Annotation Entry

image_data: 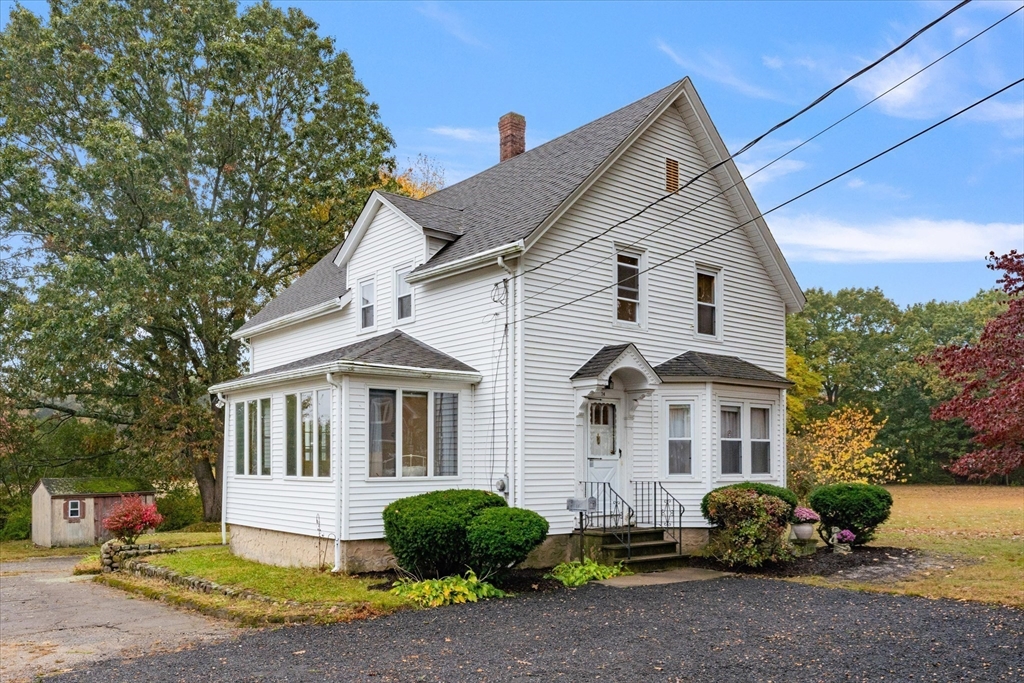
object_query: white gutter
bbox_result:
[217,392,229,546]
[326,372,343,573]
[231,292,352,341]
[210,361,481,395]
[406,241,524,284]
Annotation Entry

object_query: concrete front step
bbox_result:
[621,553,690,573]
[599,539,680,560]
[583,527,668,545]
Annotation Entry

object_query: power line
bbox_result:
[516,77,1024,325]
[522,3,1023,306]
[513,0,973,283]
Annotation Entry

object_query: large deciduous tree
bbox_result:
[930,252,1023,481]
[0,0,395,520]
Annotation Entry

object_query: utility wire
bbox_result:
[522,3,1023,306]
[515,77,1024,325]
[512,0,973,283]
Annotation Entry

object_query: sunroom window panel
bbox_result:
[260,398,271,475]
[402,391,428,477]
[434,392,459,476]
[235,403,245,475]
[247,400,258,475]
[369,389,396,478]
[317,389,331,477]
[285,394,297,476]
[301,392,314,477]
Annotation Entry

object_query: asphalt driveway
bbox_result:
[47,576,1023,682]
[0,555,233,682]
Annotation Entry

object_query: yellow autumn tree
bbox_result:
[787,406,903,498]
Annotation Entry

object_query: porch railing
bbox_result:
[579,481,635,558]
[632,481,687,556]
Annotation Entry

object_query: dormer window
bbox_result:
[395,267,413,321]
[360,278,375,330]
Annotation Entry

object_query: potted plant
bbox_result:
[791,506,819,541]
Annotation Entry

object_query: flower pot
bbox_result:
[792,522,815,541]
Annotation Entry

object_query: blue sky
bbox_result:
[4,0,1022,306]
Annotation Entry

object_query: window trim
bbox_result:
[661,396,700,480]
[366,386,461,482]
[694,264,723,341]
[358,275,377,333]
[612,247,645,329]
[394,265,415,323]
[283,388,334,480]
[234,398,273,478]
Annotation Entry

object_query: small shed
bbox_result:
[31,478,156,548]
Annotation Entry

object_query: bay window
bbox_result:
[717,402,775,477]
[370,388,459,479]
[667,404,693,475]
[720,406,742,475]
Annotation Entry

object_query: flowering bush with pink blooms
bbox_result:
[836,529,856,544]
[102,495,164,544]
[792,506,820,524]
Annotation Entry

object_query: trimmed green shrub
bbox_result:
[466,507,549,579]
[808,483,893,546]
[0,504,31,541]
[701,488,792,567]
[156,487,203,531]
[382,489,507,579]
[700,482,798,525]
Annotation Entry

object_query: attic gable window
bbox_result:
[359,278,376,330]
[666,158,680,193]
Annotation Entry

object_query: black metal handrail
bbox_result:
[632,481,686,556]
[579,481,635,558]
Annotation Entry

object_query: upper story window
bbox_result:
[615,253,640,323]
[395,267,413,321]
[360,278,375,330]
[696,269,718,337]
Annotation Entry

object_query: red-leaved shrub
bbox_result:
[103,495,163,544]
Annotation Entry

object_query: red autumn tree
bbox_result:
[930,251,1023,480]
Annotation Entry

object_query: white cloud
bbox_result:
[735,158,807,189]
[656,39,785,102]
[761,55,784,70]
[770,214,1023,262]
[416,1,486,47]
[847,178,866,189]
[427,126,496,143]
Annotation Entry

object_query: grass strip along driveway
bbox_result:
[0,530,226,563]
[788,486,1024,607]
[102,546,410,624]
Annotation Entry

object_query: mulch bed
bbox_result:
[685,545,929,579]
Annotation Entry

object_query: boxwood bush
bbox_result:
[382,489,507,579]
[156,487,203,531]
[466,507,549,579]
[808,483,892,546]
[700,482,798,525]
[701,488,791,567]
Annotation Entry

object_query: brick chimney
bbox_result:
[499,112,526,162]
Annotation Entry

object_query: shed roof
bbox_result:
[654,351,792,385]
[36,478,154,496]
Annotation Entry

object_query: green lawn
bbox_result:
[0,530,225,563]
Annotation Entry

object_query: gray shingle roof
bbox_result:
[244,330,477,380]
[409,81,683,273]
[380,192,464,236]
[655,351,791,385]
[38,478,154,496]
[236,244,348,336]
[571,344,632,380]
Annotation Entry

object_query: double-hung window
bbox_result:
[360,278,375,330]
[667,404,694,475]
[68,500,81,519]
[284,390,332,478]
[395,267,413,321]
[616,252,641,323]
[234,398,271,476]
[696,269,718,337]
[369,389,459,479]
[718,403,774,477]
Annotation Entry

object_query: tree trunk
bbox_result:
[193,456,222,522]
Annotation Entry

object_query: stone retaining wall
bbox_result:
[121,558,291,605]
[100,541,175,572]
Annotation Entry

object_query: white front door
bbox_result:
[587,401,621,494]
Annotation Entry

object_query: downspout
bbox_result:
[497,256,516,506]
[216,392,228,546]
[326,373,344,573]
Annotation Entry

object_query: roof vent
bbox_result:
[666,158,680,193]
[499,112,526,162]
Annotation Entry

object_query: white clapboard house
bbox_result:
[211,78,804,572]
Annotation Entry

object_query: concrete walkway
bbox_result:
[0,555,233,682]
[598,566,732,587]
